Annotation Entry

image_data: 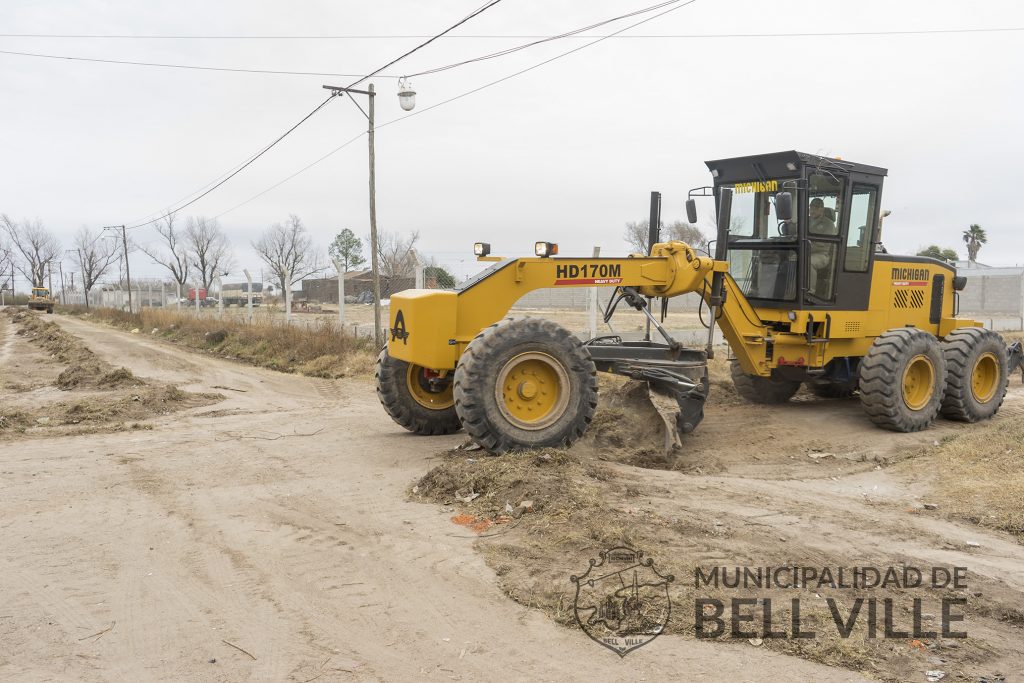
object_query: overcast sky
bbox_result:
[2,0,1023,286]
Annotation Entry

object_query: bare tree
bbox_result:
[73,226,119,307]
[376,229,420,279]
[253,214,322,293]
[141,212,190,289]
[1,214,62,287]
[624,220,708,254]
[185,216,232,289]
[0,235,12,285]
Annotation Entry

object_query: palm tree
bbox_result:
[962,224,987,263]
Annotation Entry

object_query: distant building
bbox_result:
[299,270,416,303]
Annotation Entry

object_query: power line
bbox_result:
[3,27,1022,39]
[0,48,378,77]
[121,2,507,228]
[346,0,504,88]
[212,133,366,221]
[197,0,700,219]
[407,0,680,78]
[125,95,336,230]
[380,0,699,129]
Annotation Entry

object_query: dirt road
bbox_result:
[1,314,873,681]
[7,312,1024,681]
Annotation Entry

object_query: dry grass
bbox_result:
[929,417,1024,538]
[61,305,377,378]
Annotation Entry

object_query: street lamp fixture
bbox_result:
[398,78,417,112]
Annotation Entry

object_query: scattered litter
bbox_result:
[454,491,480,503]
[450,513,509,534]
[925,671,946,682]
[965,541,981,548]
[747,637,763,647]
[512,500,534,518]
[807,451,834,461]
[923,503,939,510]
[412,486,419,495]
[35,416,50,425]
[130,328,140,334]
[151,328,159,335]
[505,501,515,515]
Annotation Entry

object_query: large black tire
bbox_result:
[730,361,801,404]
[808,379,857,399]
[454,317,597,454]
[859,328,946,432]
[375,346,462,436]
[940,327,1009,422]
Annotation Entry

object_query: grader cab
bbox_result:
[376,151,1023,453]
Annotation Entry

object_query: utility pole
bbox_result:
[76,248,88,309]
[322,82,383,348]
[104,225,132,312]
[58,260,66,304]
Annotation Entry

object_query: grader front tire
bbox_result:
[454,317,597,454]
[730,361,801,404]
[940,327,1009,422]
[375,347,462,436]
[859,328,946,432]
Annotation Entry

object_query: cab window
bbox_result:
[844,185,877,272]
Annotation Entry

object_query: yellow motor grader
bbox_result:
[27,287,56,314]
[376,151,1023,453]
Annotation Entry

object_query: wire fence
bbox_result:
[37,255,1024,343]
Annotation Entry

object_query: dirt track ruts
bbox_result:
[0,314,871,681]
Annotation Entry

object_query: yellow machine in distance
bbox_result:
[376,151,1024,453]
[27,287,56,314]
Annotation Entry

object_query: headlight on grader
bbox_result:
[534,241,558,257]
[473,242,491,257]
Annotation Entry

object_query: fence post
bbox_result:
[588,246,601,339]
[332,259,345,326]
[214,275,224,319]
[1019,267,1024,331]
[243,269,254,324]
[284,269,292,325]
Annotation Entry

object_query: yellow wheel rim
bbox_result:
[971,352,999,404]
[901,354,935,411]
[495,352,570,430]
[406,365,454,410]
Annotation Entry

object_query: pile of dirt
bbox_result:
[5,309,142,391]
[414,430,1012,681]
[1,310,222,437]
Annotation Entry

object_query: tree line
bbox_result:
[0,211,454,303]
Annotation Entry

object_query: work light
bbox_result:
[535,242,558,257]
[473,242,490,257]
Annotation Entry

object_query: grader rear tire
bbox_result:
[940,327,1009,422]
[375,347,462,436]
[454,317,597,454]
[859,328,946,432]
[730,361,801,404]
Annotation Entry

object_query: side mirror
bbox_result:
[685,198,698,224]
[774,192,793,221]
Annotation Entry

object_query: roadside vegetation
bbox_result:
[59,305,377,378]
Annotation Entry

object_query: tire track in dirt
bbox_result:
[1,316,873,681]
